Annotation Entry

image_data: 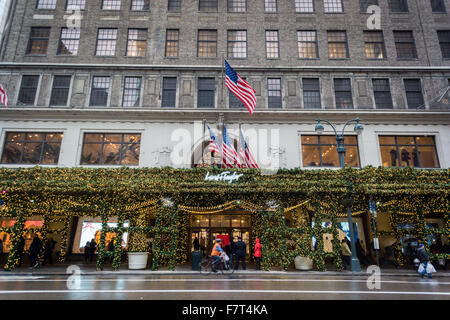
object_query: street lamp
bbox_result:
[314,117,364,272]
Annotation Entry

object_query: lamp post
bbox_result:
[314,117,363,272]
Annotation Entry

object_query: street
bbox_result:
[0,273,448,300]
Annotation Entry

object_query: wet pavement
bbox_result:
[0,272,448,300]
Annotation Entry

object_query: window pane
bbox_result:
[37,0,57,10]
[22,143,42,164]
[50,76,71,106]
[198,30,217,58]
[96,29,117,56]
[67,0,86,10]
[399,146,419,167]
[228,30,247,59]
[344,146,360,167]
[328,31,348,59]
[321,145,339,166]
[165,29,179,57]
[102,143,120,165]
[380,145,399,167]
[42,143,61,164]
[1,142,23,163]
[168,0,181,12]
[18,75,39,106]
[301,135,318,144]
[228,0,246,12]
[81,143,101,164]
[379,136,395,145]
[295,0,314,12]
[199,0,218,11]
[131,0,150,11]
[415,136,434,145]
[265,0,277,12]
[162,77,177,108]
[418,146,439,168]
[27,27,50,55]
[298,31,318,59]
[324,0,343,13]
[102,0,121,10]
[122,77,141,107]
[302,145,320,166]
[58,28,80,55]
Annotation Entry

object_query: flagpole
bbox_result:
[202,118,206,166]
[221,52,225,109]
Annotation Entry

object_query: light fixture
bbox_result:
[354,120,364,135]
[315,121,324,134]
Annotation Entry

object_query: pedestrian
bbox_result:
[193,236,200,251]
[234,237,246,270]
[254,238,262,270]
[200,237,206,257]
[83,241,91,263]
[210,238,224,272]
[29,234,42,268]
[383,245,399,269]
[341,239,351,270]
[355,238,368,266]
[43,237,57,266]
[107,239,115,264]
[17,236,25,267]
[89,238,97,262]
[417,244,436,279]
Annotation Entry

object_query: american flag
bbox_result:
[239,129,259,169]
[224,60,256,115]
[222,125,240,168]
[0,84,7,107]
[207,125,221,156]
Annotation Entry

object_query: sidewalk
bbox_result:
[1,264,449,277]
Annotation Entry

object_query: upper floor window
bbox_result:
[404,79,424,109]
[327,30,349,59]
[66,0,86,10]
[126,29,147,57]
[165,29,179,57]
[131,0,149,11]
[102,0,121,10]
[379,136,439,168]
[198,30,217,58]
[89,76,110,106]
[431,0,446,13]
[162,77,177,108]
[388,0,408,13]
[265,30,279,59]
[17,75,40,106]
[50,75,71,106]
[198,78,215,108]
[301,135,360,167]
[168,0,181,12]
[58,27,80,56]
[297,31,318,59]
[360,0,378,12]
[302,78,321,109]
[295,0,314,13]
[1,132,63,165]
[122,77,142,107]
[364,31,386,59]
[37,0,57,10]
[334,78,353,109]
[372,79,393,109]
[264,0,277,12]
[267,78,282,108]
[324,0,343,13]
[228,30,247,59]
[95,28,117,56]
[199,0,218,11]
[228,0,246,12]
[394,31,417,59]
[26,27,50,55]
[81,133,141,166]
[437,30,450,59]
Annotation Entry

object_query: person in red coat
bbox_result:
[254,238,262,270]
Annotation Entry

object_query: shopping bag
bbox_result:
[223,253,229,262]
[418,263,425,274]
[426,262,436,274]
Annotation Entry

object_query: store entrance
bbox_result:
[190,213,251,259]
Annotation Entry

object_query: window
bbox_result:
[1,132,63,165]
[131,0,149,10]
[431,0,446,13]
[122,77,141,107]
[265,0,277,12]
[265,30,279,59]
[57,28,80,56]
[295,0,314,12]
[17,75,40,106]
[165,29,179,58]
[95,28,117,56]
[334,78,353,109]
[26,27,50,55]
[198,30,217,58]
[50,76,71,106]
[324,0,343,13]
[228,30,247,59]
[229,77,246,108]
[162,77,177,108]
[327,31,348,59]
[268,78,282,108]
[198,78,215,108]
[66,0,86,10]
[379,136,439,168]
[360,0,378,12]
[102,0,121,10]
[168,0,181,12]
[303,78,321,109]
[437,31,450,59]
[199,0,218,11]
[297,31,318,59]
[81,133,141,166]
[37,0,56,9]
[394,31,417,59]
[126,29,147,57]
[364,31,386,59]
[89,76,110,106]
[388,0,408,13]
[404,79,424,108]
[372,79,393,109]
[228,0,246,12]
[301,135,360,167]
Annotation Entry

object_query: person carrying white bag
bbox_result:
[417,244,436,279]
